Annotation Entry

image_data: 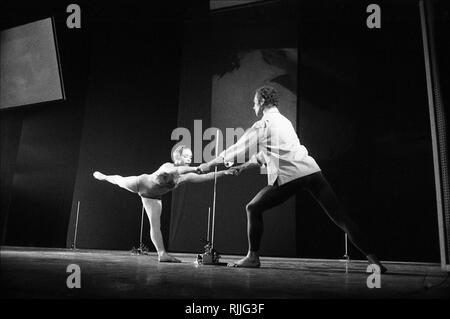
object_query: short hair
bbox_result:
[172,145,189,162]
[255,85,279,108]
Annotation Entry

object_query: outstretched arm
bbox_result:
[160,163,198,176]
[197,125,262,173]
[175,166,198,175]
[233,157,261,173]
[177,169,235,185]
[227,152,265,175]
[179,152,264,185]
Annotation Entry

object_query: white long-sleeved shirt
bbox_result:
[220,108,321,186]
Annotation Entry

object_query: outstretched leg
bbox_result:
[93,171,140,193]
[229,183,298,268]
[306,172,387,273]
[141,197,181,263]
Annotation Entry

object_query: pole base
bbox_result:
[131,243,151,255]
[195,241,224,265]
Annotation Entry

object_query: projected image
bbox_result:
[211,48,298,131]
[0,17,64,109]
[169,49,300,257]
[208,48,298,257]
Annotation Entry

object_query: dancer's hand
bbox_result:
[224,168,237,176]
[224,166,242,176]
[197,156,225,174]
[196,163,211,174]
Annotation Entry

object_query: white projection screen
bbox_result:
[210,48,299,257]
[0,17,65,109]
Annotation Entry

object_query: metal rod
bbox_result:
[344,233,349,273]
[345,233,348,258]
[211,129,220,249]
[212,168,218,248]
[419,0,448,271]
[207,207,211,242]
[140,205,145,245]
[73,201,80,249]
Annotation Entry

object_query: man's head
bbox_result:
[253,85,279,116]
[172,145,192,166]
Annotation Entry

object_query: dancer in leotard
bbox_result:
[93,145,238,263]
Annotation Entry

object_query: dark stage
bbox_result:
[2,0,450,310]
[1,246,449,299]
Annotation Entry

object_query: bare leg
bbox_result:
[94,171,180,263]
[141,197,181,263]
[93,171,140,193]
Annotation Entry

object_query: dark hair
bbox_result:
[255,85,279,108]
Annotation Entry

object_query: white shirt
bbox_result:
[221,108,321,186]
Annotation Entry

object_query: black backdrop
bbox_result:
[0,1,90,247]
[65,5,184,250]
[169,0,440,262]
[295,0,439,261]
[0,0,189,250]
[1,0,446,262]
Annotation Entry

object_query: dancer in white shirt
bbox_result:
[197,86,386,272]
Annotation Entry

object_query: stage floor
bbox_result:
[1,246,449,299]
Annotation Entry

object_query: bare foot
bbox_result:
[93,171,106,181]
[367,254,388,274]
[158,252,181,263]
[227,256,260,268]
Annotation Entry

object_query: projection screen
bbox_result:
[0,17,64,109]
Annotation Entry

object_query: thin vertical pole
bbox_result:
[419,0,448,270]
[344,233,348,259]
[344,233,349,273]
[73,201,80,249]
[207,207,211,242]
[140,205,145,245]
[211,129,220,249]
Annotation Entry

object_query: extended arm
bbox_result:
[197,125,262,173]
[175,166,198,175]
[228,151,265,174]
[177,169,234,185]
[238,156,263,171]
[160,163,198,176]
[178,152,264,185]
